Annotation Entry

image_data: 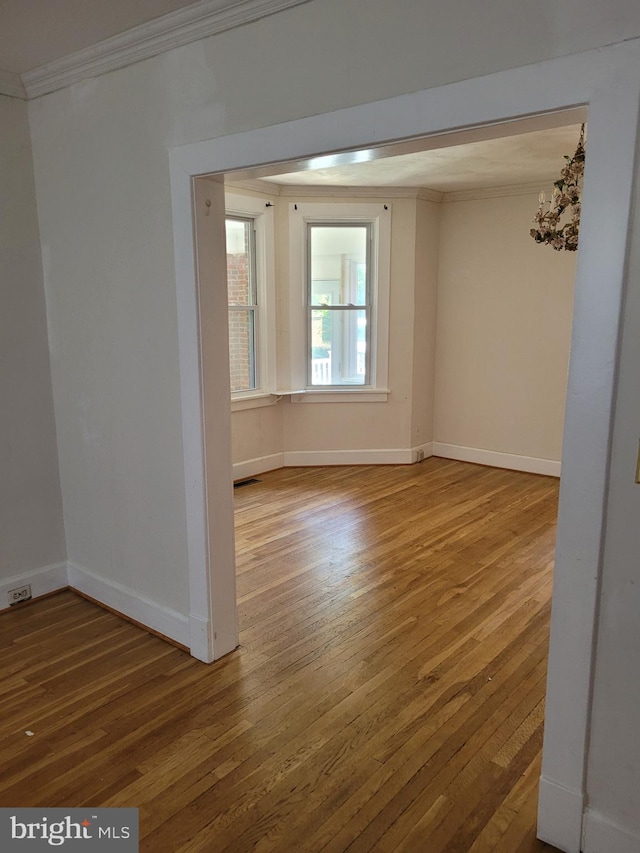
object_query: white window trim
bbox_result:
[225,192,276,411]
[230,392,279,411]
[287,202,391,402]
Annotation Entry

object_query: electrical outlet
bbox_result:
[8,585,32,606]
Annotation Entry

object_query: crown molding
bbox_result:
[276,184,432,199]
[226,178,283,195]
[442,179,557,203]
[226,179,419,198]
[417,187,445,203]
[0,70,26,100]
[21,0,313,99]
[228,178,552,203]
[227,180,445,200]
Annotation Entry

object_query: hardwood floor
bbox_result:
[0,459,562,851]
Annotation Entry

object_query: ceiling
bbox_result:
[258,124,585,194]
[0,2,586,193]
[0,0,199,74]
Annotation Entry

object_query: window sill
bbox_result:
[230,393,278,412]
[231,389,391,409]
[290,389,390,403]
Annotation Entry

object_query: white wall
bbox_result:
[411,198,440,450]
[0,95,65,591]
[434,191,575,471]
[231,404,283,468]
[29,69,191,614]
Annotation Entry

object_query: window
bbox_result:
[224,192,276,408]
[226,216,257,392]
[288,202,391,401]
[307,223,371,386]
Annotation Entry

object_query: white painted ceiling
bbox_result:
[0,0,199,73]
[259,125,585,194]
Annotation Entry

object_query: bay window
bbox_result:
[224,192,276,409]
[289,202,391,401]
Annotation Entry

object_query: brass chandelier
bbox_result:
[530,124,586,251]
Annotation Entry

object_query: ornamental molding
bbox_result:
[442,181,557,203]
[416,187,445,203]
[228,179,554,203]
[0,70,26,100]
[226,179,285,195]
[228,180,445,200]
[279,184,444,201]
[22,0,313,99]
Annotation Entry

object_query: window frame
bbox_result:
[306,220,373,388]
[226,214,258,393]
[225,192,276,410]
[288,201,391,402]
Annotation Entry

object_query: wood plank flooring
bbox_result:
[0,459,562,851]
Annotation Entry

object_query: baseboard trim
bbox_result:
[432,442,561,477]
[0,562,68,611]
[72,588,188,652]
[415,441,434,463]
[66,561,189,649]
[537,775,583,853]
[233,452,285,481]
[283,443,433,466]
[582,809,640,853]
[189,614,214,663]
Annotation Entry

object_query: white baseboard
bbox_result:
[582,808,640,853]
[284,449,410,466]
[66,561,189,648]
[537,775,583,853]
[2,560,192,655]
[432,442,561,477]
[414,441,434,462]
[0,562,68,611]
[228,442,558,475]
[283,443,433,467]
[189,614,213,664]
[233,452,285,481]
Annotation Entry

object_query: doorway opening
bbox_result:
[170,47,640,850]
[212,111,581,845]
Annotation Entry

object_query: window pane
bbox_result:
[226,218,255,307]
[226,215,257,393]
[229,308,256,392]
[310,308,367,386]
[309,225,368,306]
